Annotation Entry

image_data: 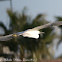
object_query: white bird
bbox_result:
[0,21,62,41]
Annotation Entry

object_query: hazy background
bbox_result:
[0,0,62,59]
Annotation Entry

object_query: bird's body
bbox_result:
[0,21,62,41]
[22,29,40,39]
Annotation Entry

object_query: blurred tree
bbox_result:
[3,8,56,62]
[55,16,62,48]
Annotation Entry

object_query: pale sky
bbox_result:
[0,0,62,58]
[0,0,62,28]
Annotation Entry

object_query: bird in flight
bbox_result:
[0,21,62,41]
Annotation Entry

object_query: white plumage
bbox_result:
[22,30,40,39]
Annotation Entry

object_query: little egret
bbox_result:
[0,21,62,41]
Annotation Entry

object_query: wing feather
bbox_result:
[32,23,52,30]
[52,21,62,26]
[0,34,13,41]
[32,21,62,30]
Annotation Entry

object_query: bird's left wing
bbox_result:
[31,21,62,30]
[32,23,52,30]
[52,21,62,26]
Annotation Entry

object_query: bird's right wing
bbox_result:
[0,31,24,41]
[0,34,13,41]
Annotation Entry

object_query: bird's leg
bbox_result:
[12,34,18,37]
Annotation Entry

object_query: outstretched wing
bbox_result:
[0,34,13,41]
[0,31,24,41]
[52,21,62,26]
[31,21,62,30]
[32,23,52,30]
